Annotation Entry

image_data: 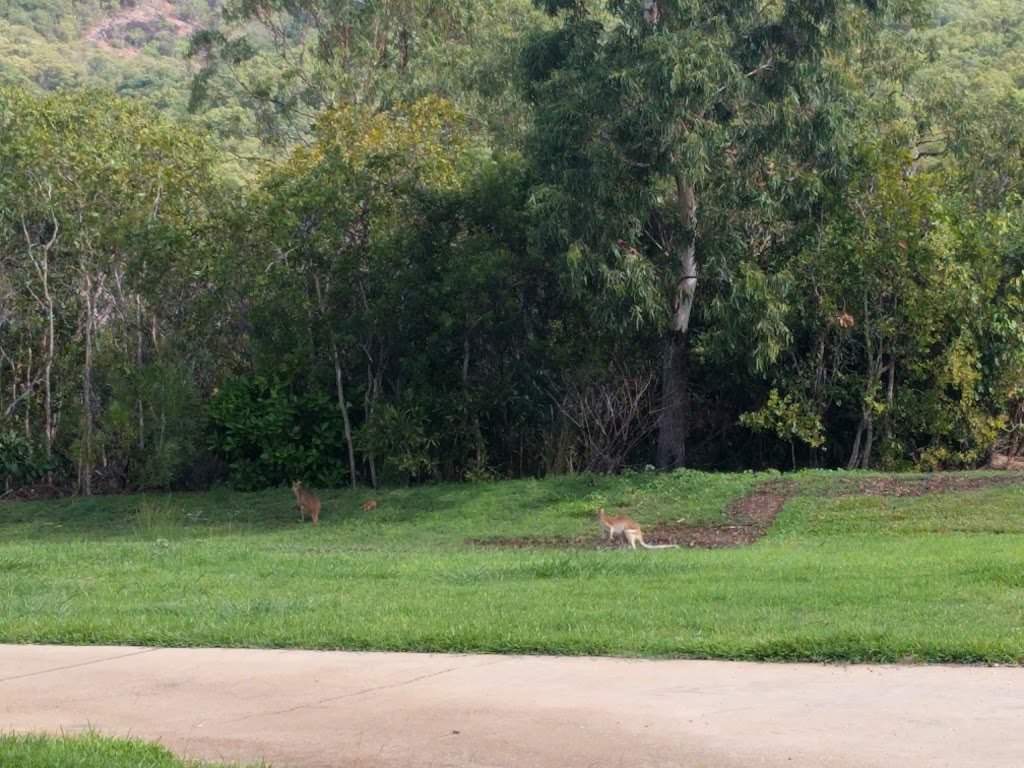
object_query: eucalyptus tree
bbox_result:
[521,0,924,469]
[0,86,220,492]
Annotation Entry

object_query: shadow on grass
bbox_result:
[0,487,306,542]
[0,476,604,542]
[0,470,776,544]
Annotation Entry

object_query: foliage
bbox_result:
[519,0,929,469]
[355,402,437,484]
[205,376,351,490]
[186,0,549,146]
[0,430,54,490]
[0,85,224,493]
[101,361,204,490]
[739,389,825,468]
[228,97,574,484]
[0,0,217,119]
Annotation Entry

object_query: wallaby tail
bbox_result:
[640,542,678,550]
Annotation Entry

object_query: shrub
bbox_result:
[205,376,349,490]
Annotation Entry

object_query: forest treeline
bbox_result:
[1,0,1023,493]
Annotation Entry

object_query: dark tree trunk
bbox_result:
[657,329,688,470]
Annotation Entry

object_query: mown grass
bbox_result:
[0,732,264,768]
[1,469,1022,663]
[0,470,743,543]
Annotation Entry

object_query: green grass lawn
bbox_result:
[1,470,1022,663]
[0,732,263,768]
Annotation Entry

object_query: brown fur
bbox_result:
[361,500,378,512]
[595,508,676,550]
[291,480,321,525]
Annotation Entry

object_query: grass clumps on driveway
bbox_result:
[0,732,264,768]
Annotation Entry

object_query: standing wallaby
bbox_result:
[291,480,321,525]
[361,499,378,512]
[595,508,676,549]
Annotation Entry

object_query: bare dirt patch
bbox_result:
[85,0,197,59]
[2,482,70,501]
[467,479,796,551]
[821,473,1024,498]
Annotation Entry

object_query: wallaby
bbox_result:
[595,508,676,550]
[291,480,321,525]
[361,499,378,512]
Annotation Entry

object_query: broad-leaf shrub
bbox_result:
[0,430,54,490]
[205,376,349,490]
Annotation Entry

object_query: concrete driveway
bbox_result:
[1,644,1022,767]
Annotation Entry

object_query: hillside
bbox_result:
[0,0,209,116]
[1,0,1021,137]
[84,0,198,58]
[924,0,1024,87]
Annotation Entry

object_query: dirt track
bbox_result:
[3,644,1023,767]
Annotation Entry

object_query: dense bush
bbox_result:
[205,377,350,490]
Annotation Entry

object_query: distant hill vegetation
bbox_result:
[1,0,1021,128]
[0,0,211,115]
[925,0,1024,84]
[85,0,200,57]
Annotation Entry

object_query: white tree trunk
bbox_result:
[22,210,58,461]
[313,274,358,488]
[80,261,95,496]
[669,174,698,334]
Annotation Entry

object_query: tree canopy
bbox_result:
[1,0,1023,493]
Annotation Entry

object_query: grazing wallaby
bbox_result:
[595,508,676,550]
[291,480,321,525]
[361,499,378,512]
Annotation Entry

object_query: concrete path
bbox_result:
[1,645,1022,768]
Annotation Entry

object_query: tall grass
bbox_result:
[132,498,187,541]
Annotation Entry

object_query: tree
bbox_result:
[521,0,924,469]
[240,96,486,486]
[0,86,221,492]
